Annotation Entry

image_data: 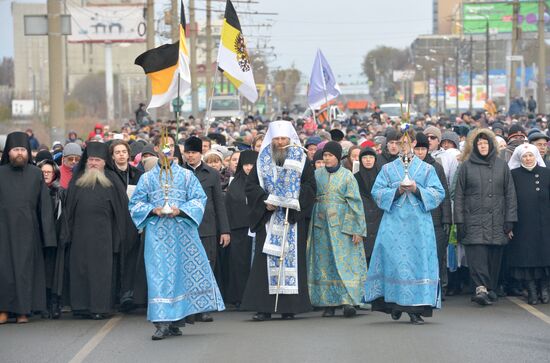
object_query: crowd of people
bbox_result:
[0,105,549,339]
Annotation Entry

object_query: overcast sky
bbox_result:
[0,0,433,82]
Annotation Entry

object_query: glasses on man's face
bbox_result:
[427,135,438,140]
[66,156,80,163]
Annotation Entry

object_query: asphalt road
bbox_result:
[1,295,549,363]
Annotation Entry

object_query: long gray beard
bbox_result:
[76,168,113,189]
[272,146,288,167]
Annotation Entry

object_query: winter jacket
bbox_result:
[454,129,518,246]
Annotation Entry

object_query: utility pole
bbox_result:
[469,35,473,113]
[171,0,179,42]
[455,39,460,115]
[189,0,199,116]
[485,17,490,101]
[538,0,546,113]
[146,0,155,103]
[47,0,65,143]
[442,62,446,114]
[205,0,213,106]
[510,0,520,100]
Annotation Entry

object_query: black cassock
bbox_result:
[224,170,253,305]
[62,170,129,314]
[240,161,316,314]
[0,163,56,315]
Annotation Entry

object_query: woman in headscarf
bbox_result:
[507,143,550,305]
[354,147,383,265]
[37,159,66,319]
[224,150,258,307]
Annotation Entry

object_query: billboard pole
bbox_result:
[538,0,546,113]
[510,1,520,101]
[47,0,65,144]
[485,18,490,101]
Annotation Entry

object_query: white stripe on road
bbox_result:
[507,296,550,325]
[68,316,123,363]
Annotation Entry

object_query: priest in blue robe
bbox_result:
[129,133,224,340]
[363,126,445,325]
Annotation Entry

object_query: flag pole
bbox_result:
[175,76,181,143]
[205,67,218,132]
[319,50,331,124]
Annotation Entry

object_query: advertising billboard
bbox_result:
[67,5,146,43]
[463,1,550,34]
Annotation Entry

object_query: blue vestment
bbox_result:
[307,167,367,306]
[129,163,225,322]
[363,156,444,309]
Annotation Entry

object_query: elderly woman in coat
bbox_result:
[508,144,549,305]
[454,129,517,306]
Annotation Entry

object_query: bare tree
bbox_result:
[0,58,14,87]
[273,67,301,110]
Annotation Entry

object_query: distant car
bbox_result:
[208,95,244,121]
[379,103,418,121]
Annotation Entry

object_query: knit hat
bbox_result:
[35,150,54,164]
[507,124,527,140]
[423,125,441,141]
[323,141,343,161]
[63,142,83,157]
[329,129,345,142]
[441,131,460,149]
[415,132,430,149]
[312,149,324,163]
[305,135,322,147]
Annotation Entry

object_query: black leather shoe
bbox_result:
[540,279,550,304]
[527,280,539,305]
[91,313,106,320]
[184,315,195,325]
[391,310,402,320]
[343,305,357,318]
[168,324,183,336]
[322,307,335,317]
[496,285,507,297]
[252,312,271,321]
[281,313,295,320]
[508,287,524,297]
[472,292,492,306]
[152,323,170,341]
[409,313,424,325]
[196,313,213,322]
[487,291,498,302]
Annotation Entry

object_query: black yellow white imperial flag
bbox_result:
[217,0,258,103]
[135,0,191,110]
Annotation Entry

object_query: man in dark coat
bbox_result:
[454,129,517,306]
[109,139,145,311]
[183,136,230,322]
[413,133,452,293]
[376,128,401,167]
[62,142,130,319]
[0,132,57,324]
[241,121,316,321]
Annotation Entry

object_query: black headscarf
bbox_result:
[356,147,380,195]
[235,149,258,175]
[472,132,495,161]
[0,131,32,165]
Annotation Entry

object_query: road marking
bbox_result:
[507,297,550,325]
[68,316,123,363]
